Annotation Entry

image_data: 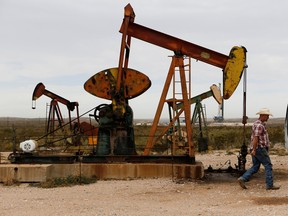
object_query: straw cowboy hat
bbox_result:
[256,108,273,116]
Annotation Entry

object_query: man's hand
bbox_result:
[251,149,256,156]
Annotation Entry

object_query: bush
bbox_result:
[37,175,97,188]
[0,119,285,152]
[208,126,250,150]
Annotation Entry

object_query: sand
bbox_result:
[0,150,287,216]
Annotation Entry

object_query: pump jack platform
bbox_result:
[4,4,247,181]
[83,4,246,163]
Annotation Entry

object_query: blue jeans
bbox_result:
[240,148,273,188]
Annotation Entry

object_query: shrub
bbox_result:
[37,175,97,188]
[0,119,285,152]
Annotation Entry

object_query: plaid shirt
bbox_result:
[250,119,270,149]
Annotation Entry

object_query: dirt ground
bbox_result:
[0,150,288,216]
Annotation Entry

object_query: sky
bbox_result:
[0,0,288,121]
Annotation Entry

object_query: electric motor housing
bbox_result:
[19,140,38,153]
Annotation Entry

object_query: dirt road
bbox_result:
[0,150,287,216]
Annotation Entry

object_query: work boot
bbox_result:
[266,185,280,190]
[237,177,247,189]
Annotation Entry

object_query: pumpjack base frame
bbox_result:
[9,153,77,164]
[81,155,195,164]
[9,153,195,164]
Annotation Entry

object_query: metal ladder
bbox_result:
[169,56,191,153]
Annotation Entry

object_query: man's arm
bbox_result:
[251,136,259,156]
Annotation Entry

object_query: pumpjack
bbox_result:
[83,4,246,163]
[9,83,98,163]
[9,4,246,165]
[32,82,80,139]
[165,84,222,153]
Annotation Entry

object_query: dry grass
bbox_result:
[0,118,286,153]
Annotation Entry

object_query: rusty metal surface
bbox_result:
[144,57,194,157]
[144,57,179,156]
[119,22,229,69]
[32,82,46,100]
[32,82,78,111]
[120,4,247,101]
[177,58,194,158]
[84,68,151,100]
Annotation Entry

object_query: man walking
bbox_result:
[238,108,280,190]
